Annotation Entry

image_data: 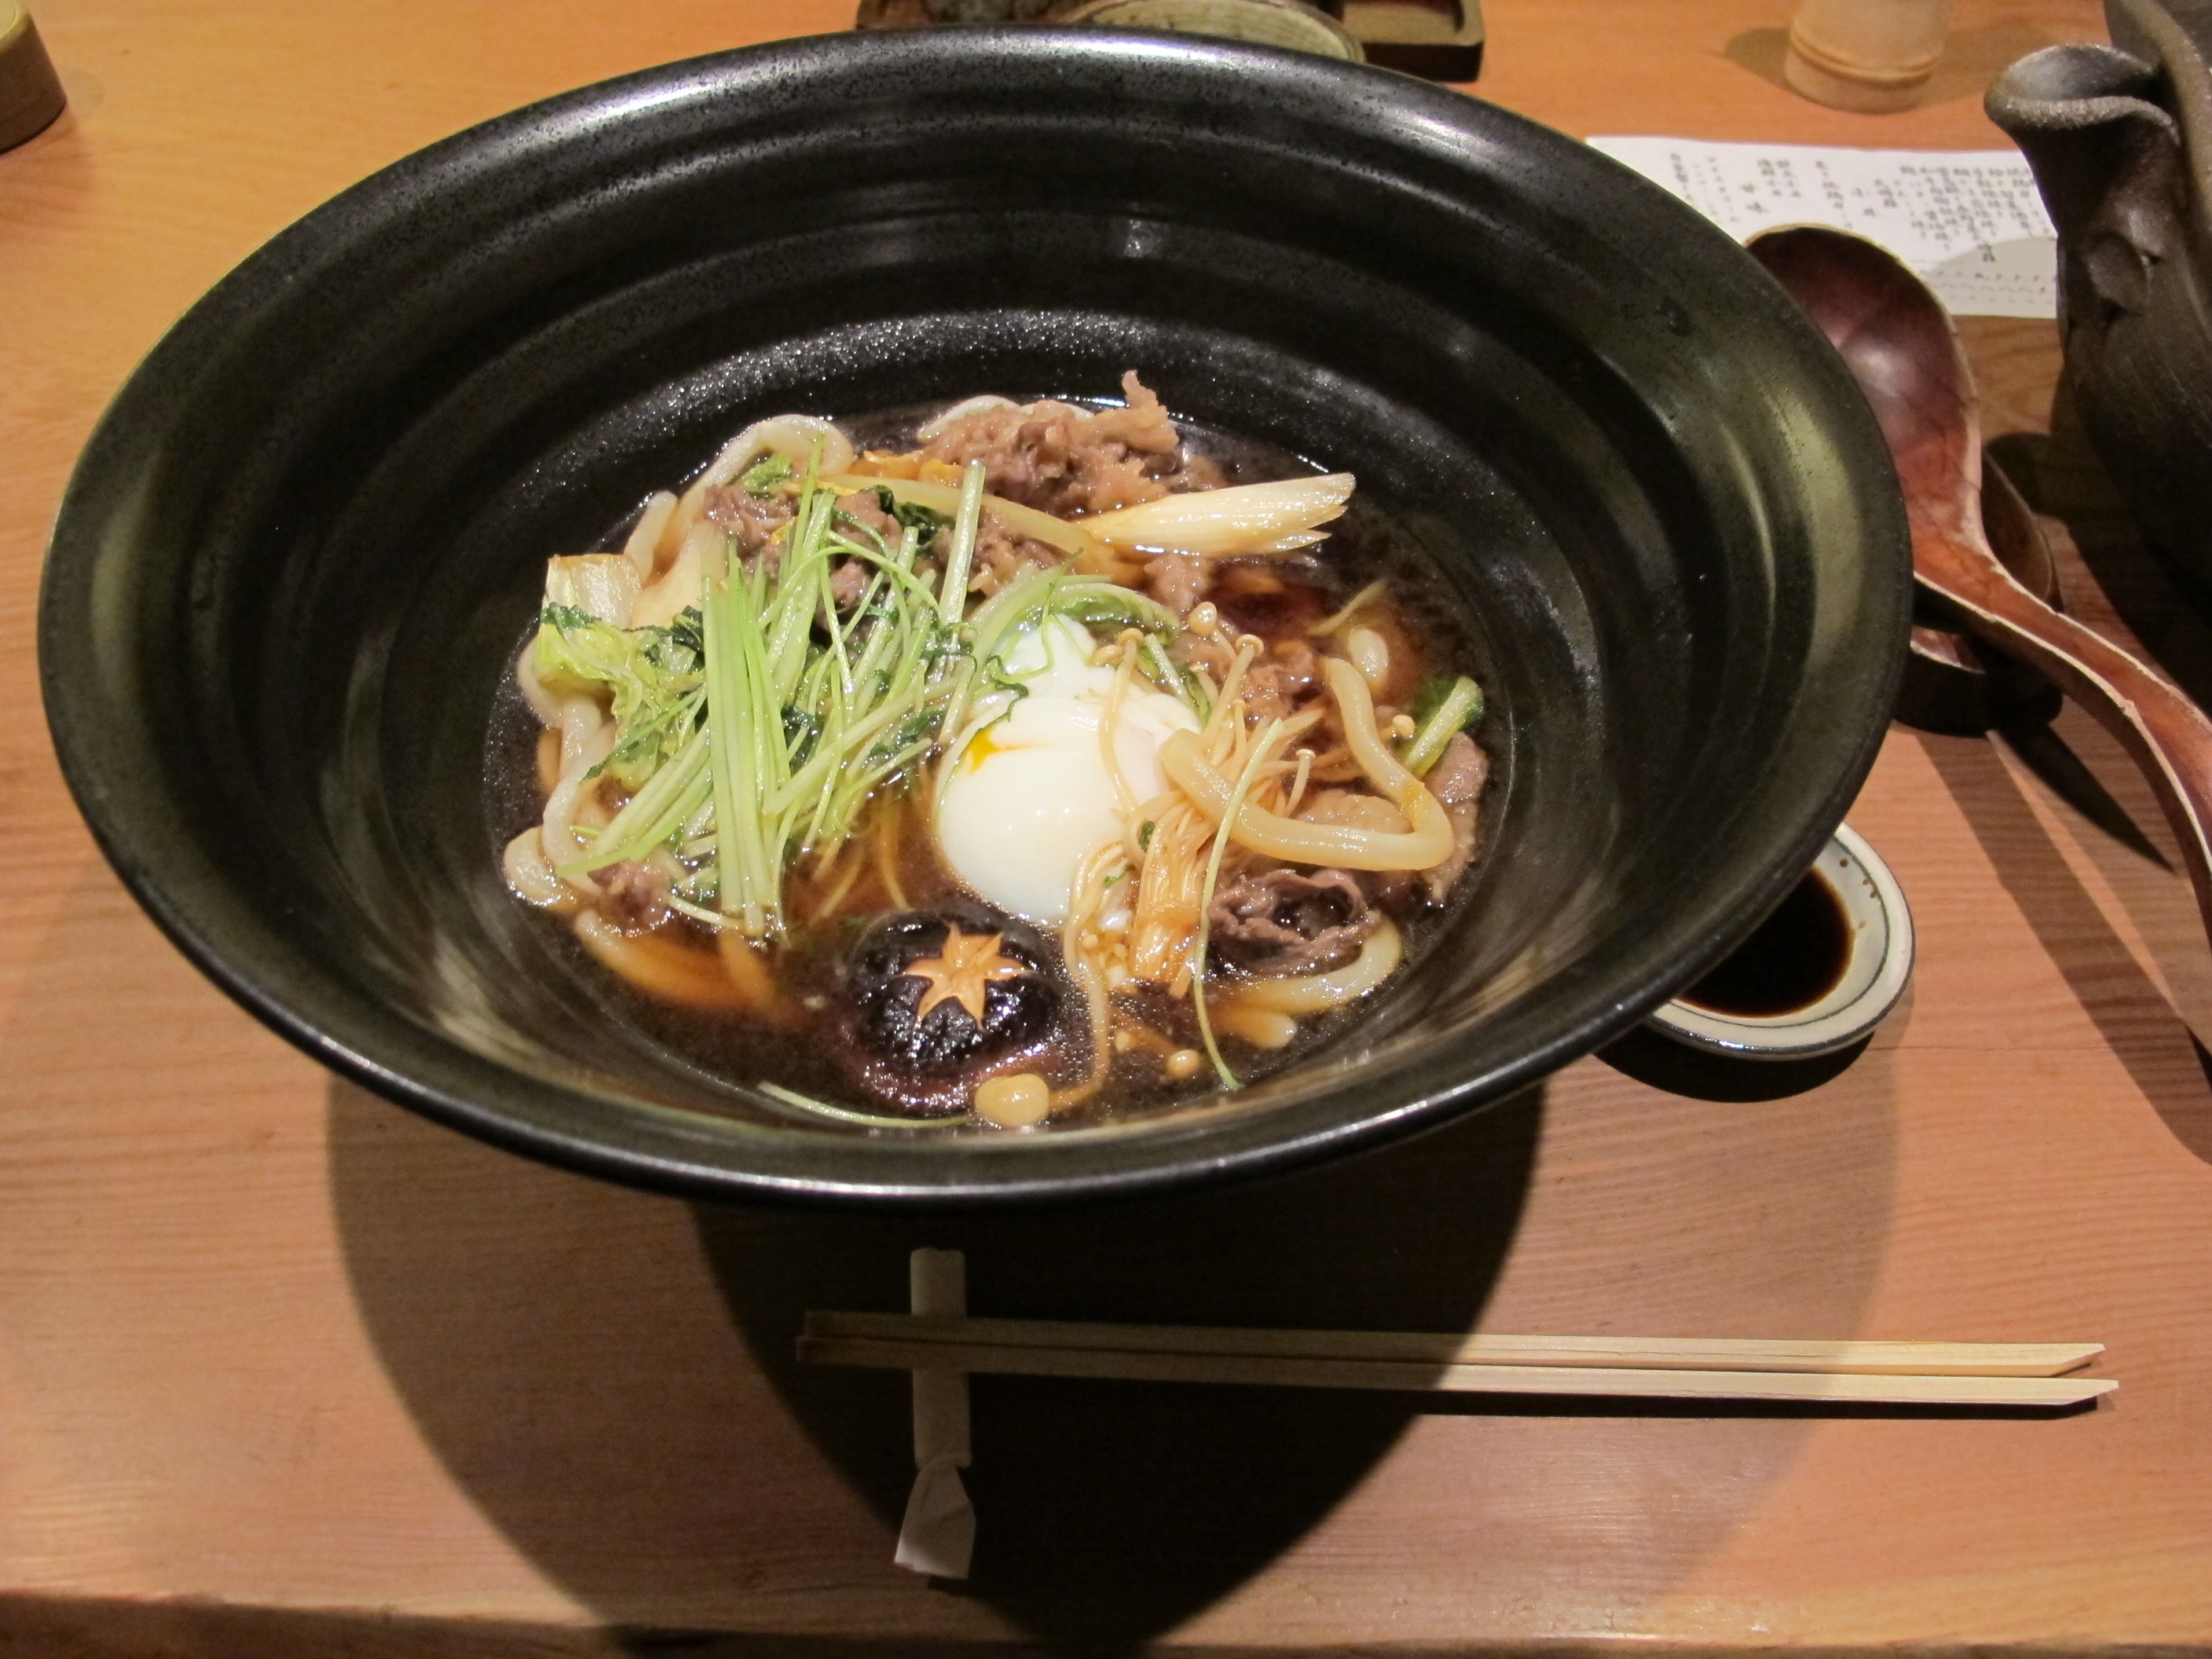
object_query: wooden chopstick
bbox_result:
[803,1312,2104,1377]
[797,1313,2115,1408]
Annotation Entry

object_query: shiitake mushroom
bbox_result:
[831,899,1072,1117]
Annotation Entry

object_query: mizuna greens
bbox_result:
[537,454,1196,940]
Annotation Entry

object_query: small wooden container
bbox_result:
[1784,0,1950,113]
[0,0,65,152]
[855,0,1484,81]
[1055,0,1364,60]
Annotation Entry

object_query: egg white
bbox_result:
[935,618,1198,924]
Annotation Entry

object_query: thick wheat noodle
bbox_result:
[542,697,617,899]
[623,490,678,580]
[1210,1004,1299,1049]
[1231,918,1403,1013]
[1161,735,1452,870]
[515,640,562,723]
[573,912,751,1010]
[915,394,1016,441]
[1187,712,1292,1075]
[715,931,785,1019]
[1126,683,1317,988]
[503,826,577,911]
[661,416,856,566]
[1159,661,1452,870]
[1321,658,1426,807]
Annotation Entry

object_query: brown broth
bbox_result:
[486,399,1486,1128]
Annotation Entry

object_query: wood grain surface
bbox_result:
[6,0,2210,1653]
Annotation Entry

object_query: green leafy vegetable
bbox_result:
[741,453,794,496]
[872,485,948,547]
[545,460,1207,939]
[534,604,705,789]
[1401,673,1484,777]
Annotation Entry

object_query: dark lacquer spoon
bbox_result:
[1749,224,2212,939]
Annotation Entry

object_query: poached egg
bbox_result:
[935,617,1197,924]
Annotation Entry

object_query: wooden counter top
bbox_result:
[5,0,2208,1651]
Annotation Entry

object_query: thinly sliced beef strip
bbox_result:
[918,372,1199,517]
[1208,867,1378,974]
[1422,731,1488,900]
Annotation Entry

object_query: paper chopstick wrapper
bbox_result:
[894,1248,974,1578]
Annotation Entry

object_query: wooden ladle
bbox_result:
[1748,225,2212,937]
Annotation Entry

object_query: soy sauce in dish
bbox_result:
[1678,869,1851,1017]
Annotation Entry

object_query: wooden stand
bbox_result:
[0,0,64,150]
[1785,0,1951,112]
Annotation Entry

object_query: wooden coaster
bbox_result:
[0,0,65,152]
[1342,0,1482,80]
[1054,0,1364,60]
[852,0,1484,79]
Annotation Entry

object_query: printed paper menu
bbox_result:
[1586,137,2057,319]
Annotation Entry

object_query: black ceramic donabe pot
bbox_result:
[39,30,1909,1206]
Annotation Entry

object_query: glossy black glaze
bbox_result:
[38,28,1910,1206]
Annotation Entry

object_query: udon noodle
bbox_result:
[500,374,1488,1128]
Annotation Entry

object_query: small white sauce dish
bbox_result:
[1644,822,1914,1061]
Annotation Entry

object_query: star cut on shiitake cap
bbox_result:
[904,927,1032,1023]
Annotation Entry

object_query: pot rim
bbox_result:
[38,26,1911,1208]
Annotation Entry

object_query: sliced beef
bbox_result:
[1173,628,1237,687]
[1426,731,1488,807]
[1298,789,1418,911]
[969,509,1065,598]
[1422,732,1488,900]
[917,372,1199,517]
[1297,787,1408,835]
[829,559,870,611]
[1144,551,1212,617]
[594,860,670,934]
[1243,638,1323,723]
[832,489,900,548]
[703,485,794,560]
[1209,867,1377,975]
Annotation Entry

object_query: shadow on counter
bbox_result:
[688,1089,1545,1643]
[1932,403,2212,1165]
[320,1023,1904,1647]
[324,1082,1543,1650]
